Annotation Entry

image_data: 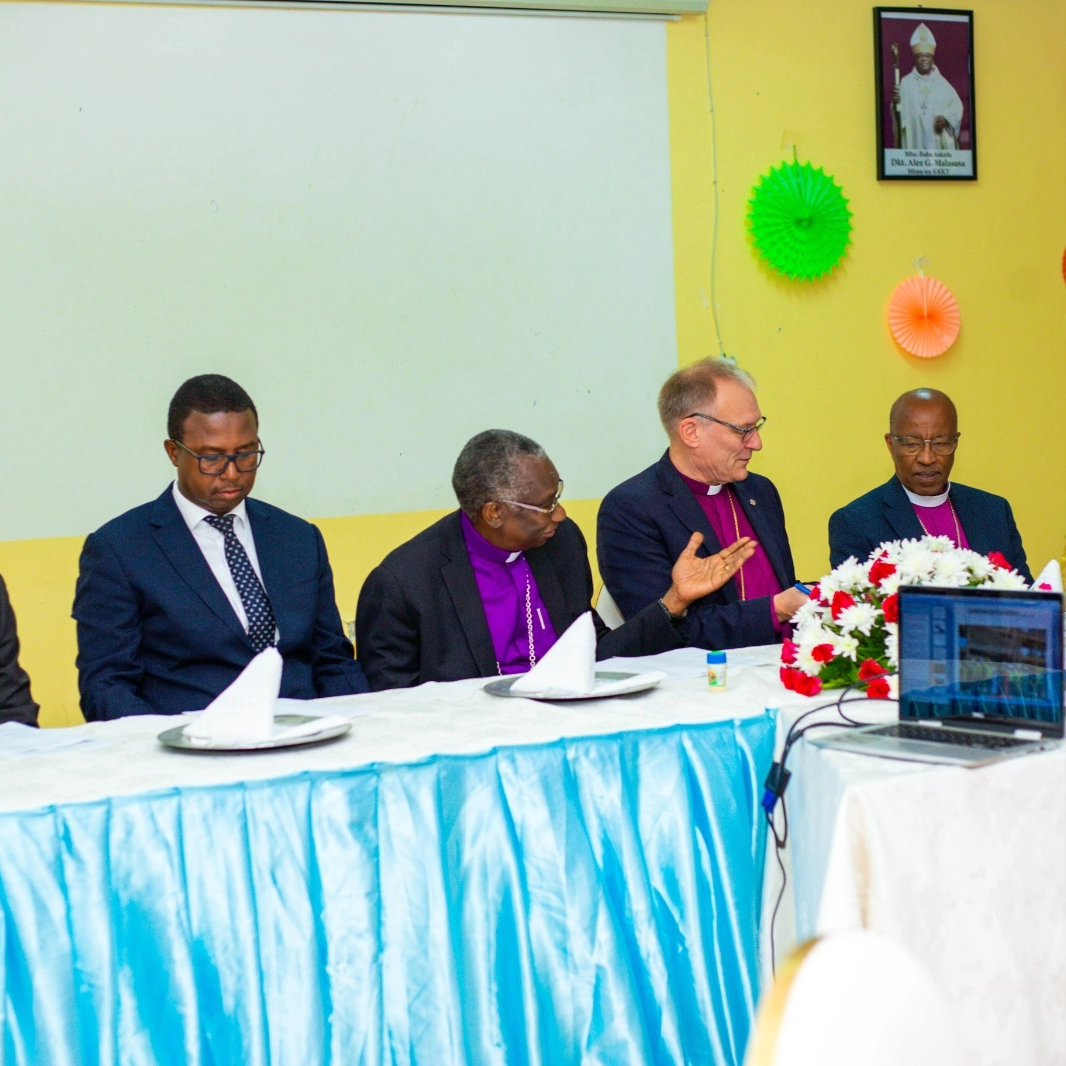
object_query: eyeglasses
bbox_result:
[687,412,767,443]
[498,480,565,517]
[170,438,266,474]
[888,434,960,456]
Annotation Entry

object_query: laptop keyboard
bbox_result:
[879,723,1033,750]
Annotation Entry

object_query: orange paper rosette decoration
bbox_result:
[888,275,960,358]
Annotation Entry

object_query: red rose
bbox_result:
[812,643,836,663]
[866,676,891,700]
[830,591,856,620]
[809,583,823,603]
[882,593,900,624]
[781,666,822,696]
[858,659,887,681]
[781,638,798,665]
[868,558,897,588]
[988,552,1012,571]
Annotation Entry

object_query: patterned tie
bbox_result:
[203,514,277,652]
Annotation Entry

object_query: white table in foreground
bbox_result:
[0,646,787,1066]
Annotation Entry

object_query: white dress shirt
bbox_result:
[170,482,274,636]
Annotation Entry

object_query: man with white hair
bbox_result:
[893,22,964,150]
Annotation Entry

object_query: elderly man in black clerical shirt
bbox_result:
[355,428,754,690]
[0,575,39,726]
[828,388,1032,580]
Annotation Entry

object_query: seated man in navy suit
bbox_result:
[829,388,1032,579]
[74,374,368,720]
[0,574,39,726]
[355,429,754,690]
[597,358,807,651]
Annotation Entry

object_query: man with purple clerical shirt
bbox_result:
[597,358,807,651]
[828,388,1032,580]
[354,428,755,690]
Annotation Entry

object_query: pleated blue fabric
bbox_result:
[0,715,774,1066]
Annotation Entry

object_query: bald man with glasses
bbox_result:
[828,388,1032,579]
[355,428,753,690]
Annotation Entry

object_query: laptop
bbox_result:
[811,585,1064,767]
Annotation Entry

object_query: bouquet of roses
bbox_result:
[780,536,1028,698]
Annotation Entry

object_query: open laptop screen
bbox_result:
[898,586,1064,737]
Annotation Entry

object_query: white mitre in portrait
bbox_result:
[910,23,936,55]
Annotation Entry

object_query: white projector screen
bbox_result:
[0,1,677,540]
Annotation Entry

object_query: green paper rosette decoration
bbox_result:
[747,161,852,281]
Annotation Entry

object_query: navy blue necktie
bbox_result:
[204,514,277,653]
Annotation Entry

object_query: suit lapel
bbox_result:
[657,456,736,602]
[658,456,725,549]
[149,489,247,639]
[527,542,571,636]
[440,515,499,677]
[881,479,926,542]
[946,486,988,553]
[733,483,791,589]
[246,500,282,597]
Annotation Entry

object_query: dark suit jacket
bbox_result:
[354,511,685,691]
[74,488,367,720]
[597,452,797,650]
[0,575,38,726]
[828,478,1032,582]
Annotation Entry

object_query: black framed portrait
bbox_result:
[874,8,977,180]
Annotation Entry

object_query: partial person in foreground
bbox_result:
[74,374,367,720]
[828,388,1032,580]
[597,358,805,651]
[0,575,39,726]
[355,429,754,690]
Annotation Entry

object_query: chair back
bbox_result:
[594,585,625,629]
[746,931,963,1066]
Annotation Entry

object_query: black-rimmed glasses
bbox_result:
[498,480,565,516]
[170,438,266,474]
[686,412,767,442]
[888,434,960,456]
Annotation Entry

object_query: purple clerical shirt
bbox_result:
[678,471,784,633]
[908,490,970,549]
[461,513,558,675]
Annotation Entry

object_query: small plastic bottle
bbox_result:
[706,650,727,690]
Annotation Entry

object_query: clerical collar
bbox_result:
[901,481,951,509]
[678,471,724,497]
[460,512,523,565]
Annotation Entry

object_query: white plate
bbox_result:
[158,714,352,753]
[483,670,663,701]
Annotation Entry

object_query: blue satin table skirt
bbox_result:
[0,715,774,1066]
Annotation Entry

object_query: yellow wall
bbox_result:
[666,1,1066,582]
[5,0,1065,727]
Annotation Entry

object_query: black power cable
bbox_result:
[762,686,900,975]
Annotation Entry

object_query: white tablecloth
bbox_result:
[786,732,1066,1066]
[0,645,789,814]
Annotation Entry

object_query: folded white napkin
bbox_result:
[184,647,282,741]
[1031,559,1063,593]
[510,611,597,698]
